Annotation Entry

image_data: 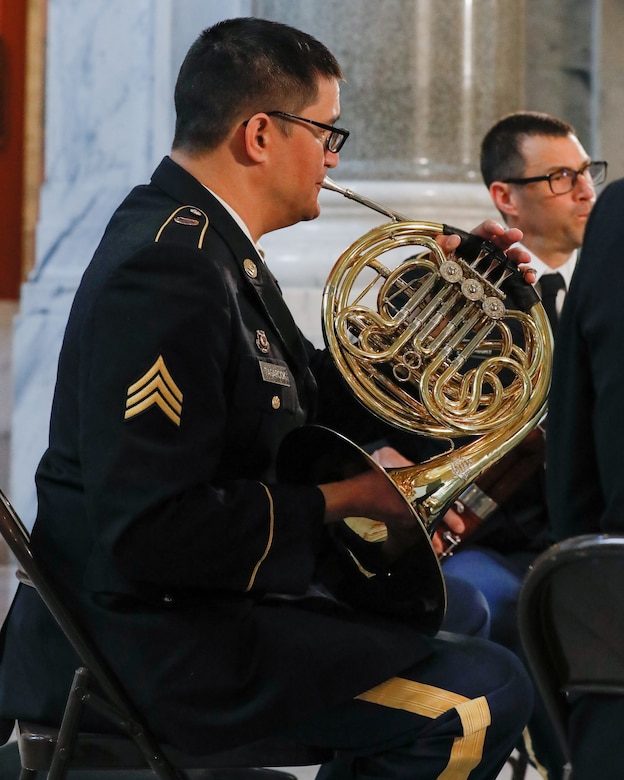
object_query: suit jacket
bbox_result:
[0,157,439,753]
[547,177,624,539]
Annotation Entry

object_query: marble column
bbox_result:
[524,0,594,154]
[255,0,525,182]
[257,0,525,342]
[597,0,624,177]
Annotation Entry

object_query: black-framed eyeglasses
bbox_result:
[503,160,608,195]
[265,110,350,153]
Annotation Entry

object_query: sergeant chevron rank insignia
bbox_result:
[124,355,183,427]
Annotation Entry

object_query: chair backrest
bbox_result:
[518,533,624,772]
[0,490,144,724]
[0,489,189,780]
[0,489,334,777]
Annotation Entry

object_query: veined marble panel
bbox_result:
[11,0,175,526]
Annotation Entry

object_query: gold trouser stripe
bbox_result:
[522,726,549,780]
[245,483,275,591]
[356,677,491,780]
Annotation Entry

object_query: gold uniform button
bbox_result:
[271,395,281,410]
[244,258,258,278]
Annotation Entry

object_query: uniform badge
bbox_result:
[255,329,270,353]
[124,355,183,427]
[244,258,258,278]
[259,361,290,387]
[155,206,209,248]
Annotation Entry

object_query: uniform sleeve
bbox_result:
[77,241,324,597]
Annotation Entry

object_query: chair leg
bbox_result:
[48,668,91,780]
[507,750,529,780]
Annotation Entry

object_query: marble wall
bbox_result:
[11,0,175,524]
[8,0,618,526]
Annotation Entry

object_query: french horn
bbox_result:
[277,176,552,628]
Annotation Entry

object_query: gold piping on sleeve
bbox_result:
[356,677,491,780]
[346,548,376,579]
[245,483,275,592]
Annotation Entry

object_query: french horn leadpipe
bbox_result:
[321,175,412,222]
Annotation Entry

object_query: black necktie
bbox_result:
[539,272,566,335]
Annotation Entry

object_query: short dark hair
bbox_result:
[173,17,344,153]
[480,111,576,188]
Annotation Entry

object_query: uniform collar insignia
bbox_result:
[155,206,209,248]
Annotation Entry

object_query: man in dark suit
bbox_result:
[546,177,624,780]
[0,18,535,779]
[437,111,606,778]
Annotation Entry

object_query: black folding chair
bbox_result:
[0,490,333,779]
[518,533,624,780]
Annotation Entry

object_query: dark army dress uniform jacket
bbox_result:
[0,157,437,753]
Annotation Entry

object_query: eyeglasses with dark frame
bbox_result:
[262,110,350,153]
[503,160,608,195]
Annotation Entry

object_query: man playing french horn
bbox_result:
[0,17,542,780]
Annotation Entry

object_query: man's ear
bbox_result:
[489,182,518,221]
[243,115,271,161]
